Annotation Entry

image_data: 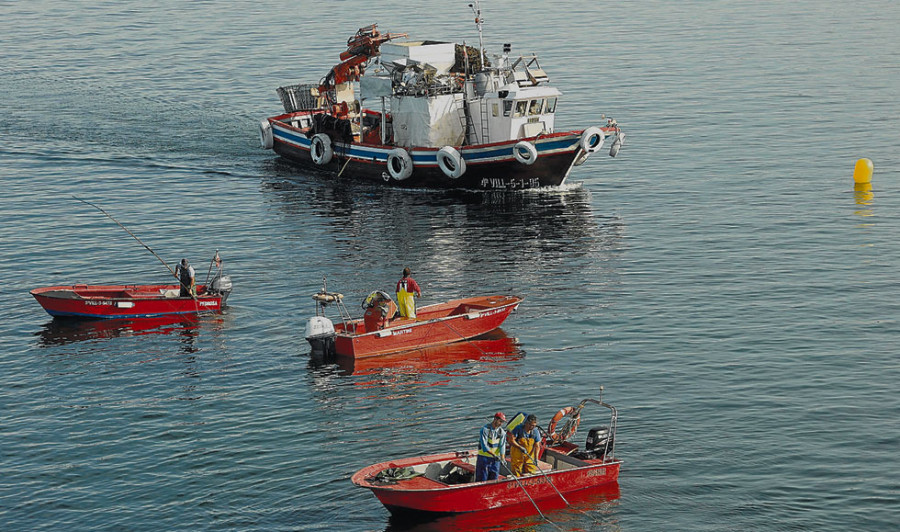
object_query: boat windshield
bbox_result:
[546,96,558,113]
[514,101,528,118]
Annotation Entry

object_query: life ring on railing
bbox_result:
[387,148,414,180]
[259,119,273,149]
[513,141,538,165]
[310,134,333,165]
[579,126,606,154]
[436,146,466,179]
[547,406,580,443]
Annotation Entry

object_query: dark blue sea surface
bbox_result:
[2,1,898,530]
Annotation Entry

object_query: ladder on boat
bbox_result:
[459,98,490,145]
[479,98,489,142]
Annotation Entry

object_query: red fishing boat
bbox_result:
[352,393,620,517]
[304,282,521,358]
[31,253,232,319]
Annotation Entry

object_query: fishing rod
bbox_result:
[496,456,564,530]
[73,196,195,297]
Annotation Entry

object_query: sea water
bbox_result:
[1,1,898,530]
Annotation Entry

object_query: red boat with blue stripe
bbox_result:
[259,1,624,189]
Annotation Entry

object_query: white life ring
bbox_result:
[387,148,414,180]
[258,119,273,149]
[579,126,606,154]
[513,141,538,165]
[310,134,333,165]
[436,146,466,179]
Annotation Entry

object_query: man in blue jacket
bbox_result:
[475,412,507,482]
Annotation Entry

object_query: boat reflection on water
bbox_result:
[309,329,522,377]
[34,314,211,347]
[263,174,624,268]
[383,481,621,532]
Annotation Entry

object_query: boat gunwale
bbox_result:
[333,295,521,339]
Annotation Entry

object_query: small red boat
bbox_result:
[31,257,232,319]
[352,394,620,517]
[304,283,521,358]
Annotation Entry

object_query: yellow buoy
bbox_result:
[853,158,873,184]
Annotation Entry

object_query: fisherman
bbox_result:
[174,258,195,297]
[475,412,507,482]
[507,413,542,476]
[395,267,421,318]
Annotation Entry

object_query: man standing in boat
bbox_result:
[395,267,421,318]
[175,258,195,298]
[475,412,507,482]
[507,414,541,476]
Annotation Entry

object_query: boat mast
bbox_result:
[470,1,485,70]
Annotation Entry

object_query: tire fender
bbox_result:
[513,140,538,165]
[310,134,333,165]
[436,146,466,179]
[259,119,273,149]
[387,148,414,180]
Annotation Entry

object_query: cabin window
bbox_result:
[546,97,558,114]
[528,99,543,116]
[492,103,499,117]
[514,101,528,118]
[503,100,513,117]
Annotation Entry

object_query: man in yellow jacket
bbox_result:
[508,414,541,476]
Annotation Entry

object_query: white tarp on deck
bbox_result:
[390,94,465,148]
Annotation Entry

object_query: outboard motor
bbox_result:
[305,316,336,356]
[573,425,614,460]
[306,281,345,357]
[208,271,233,305]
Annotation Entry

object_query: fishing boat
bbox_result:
[31,253,232,319]
[352,393,620,517]
[258,1,624,190]
[304,281,521,358]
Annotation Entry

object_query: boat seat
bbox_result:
[424,462,444,480]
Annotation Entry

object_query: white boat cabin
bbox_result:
[356,40,561,147]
